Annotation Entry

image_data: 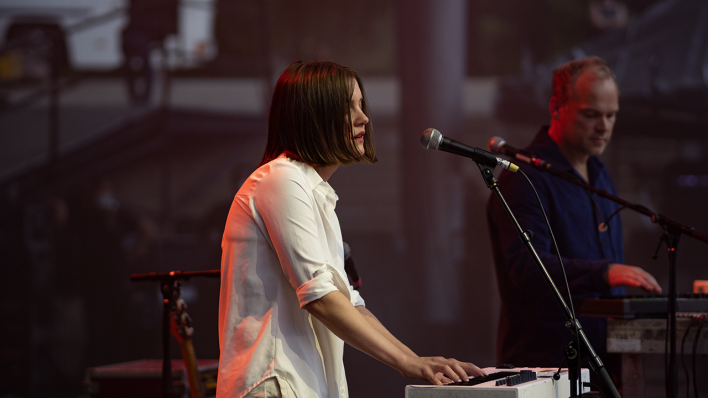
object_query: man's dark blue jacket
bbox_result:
[487,127,625,367]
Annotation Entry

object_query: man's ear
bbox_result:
[549,96,561,120]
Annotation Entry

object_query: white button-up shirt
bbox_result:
[217,155,364,398]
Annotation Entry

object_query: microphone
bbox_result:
[487,136,549,169]
[343,242,361,290]
[421,128,518,172]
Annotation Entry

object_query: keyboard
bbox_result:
[575,295,708,319]
[405,367,589,398]
[446,370,536,386]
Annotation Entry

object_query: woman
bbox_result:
[218,61,484,398]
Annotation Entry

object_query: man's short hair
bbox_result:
[552,56,617,107]
[260,61,377,167]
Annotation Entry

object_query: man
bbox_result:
[487,57,662,372]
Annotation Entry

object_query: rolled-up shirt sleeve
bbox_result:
[252,162,342,307]
[294,264,339,307]
[350,286,365,307]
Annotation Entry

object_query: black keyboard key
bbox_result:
[450,371,538,387]
[449,371,519,386]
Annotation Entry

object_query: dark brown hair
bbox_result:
[259,61,377,167]
[552,56,617,107]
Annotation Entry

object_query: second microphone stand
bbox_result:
[476,161,620,398]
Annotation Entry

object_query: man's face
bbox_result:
[557,71,619,157]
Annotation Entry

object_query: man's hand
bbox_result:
[606,264,662,293]
[398,356,486,386]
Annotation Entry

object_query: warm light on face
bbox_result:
[559,72,619,158]
[349,80,368,156]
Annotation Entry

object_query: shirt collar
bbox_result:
[281,154,336,195]
[527,126,606,184]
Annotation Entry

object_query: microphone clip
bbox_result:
[476,161,498,189]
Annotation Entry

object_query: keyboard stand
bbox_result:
[607,318,708,398]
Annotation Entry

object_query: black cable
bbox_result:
[600,204,627,231]
[681,319,693,398]
[562,168,632,237]
[666,316,670,397]
[692,317,706,398]
[553,357,567,381]
[582,189,620,266]
[518,170,581,378]
[584,188,606,228]
[583,381,607,398]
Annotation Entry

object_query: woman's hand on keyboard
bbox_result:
[398,356,487,385]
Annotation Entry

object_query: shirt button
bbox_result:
[340,386,346,396]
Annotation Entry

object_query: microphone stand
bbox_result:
[130,270,220,398]
[475,162,620,398]
[503,150,708,398]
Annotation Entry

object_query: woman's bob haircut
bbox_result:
[260,61,377,167]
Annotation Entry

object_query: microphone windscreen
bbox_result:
[488,136,506,154]
[420,128,442,150]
